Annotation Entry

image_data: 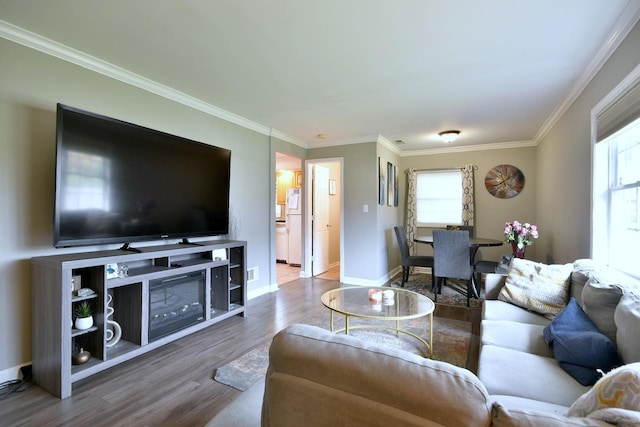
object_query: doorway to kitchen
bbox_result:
[275,152,303,285]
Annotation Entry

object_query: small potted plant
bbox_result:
[74,300,94,330]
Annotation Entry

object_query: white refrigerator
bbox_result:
[286,188,302,266]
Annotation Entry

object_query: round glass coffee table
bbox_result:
[320,287,435,358]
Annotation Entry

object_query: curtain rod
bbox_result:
[410,165,478,172]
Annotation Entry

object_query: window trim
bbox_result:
[591,63,640,278]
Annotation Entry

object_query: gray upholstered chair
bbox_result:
[394,226,434,288]
[432,230,474,307]
[446,224,475,237]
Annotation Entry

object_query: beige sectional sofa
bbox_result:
[209,259,640,426]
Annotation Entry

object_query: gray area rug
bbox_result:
[213,308,471,391]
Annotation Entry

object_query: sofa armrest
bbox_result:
[485,273,507,300]
[262,324,492,427]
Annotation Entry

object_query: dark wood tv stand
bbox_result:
[31,240,246,399]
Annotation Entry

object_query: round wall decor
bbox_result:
[485,164,525,199]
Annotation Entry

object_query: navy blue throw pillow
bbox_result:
[543,298,620,386]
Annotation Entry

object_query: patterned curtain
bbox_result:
[461,164,475,227]
[405,168,417,254]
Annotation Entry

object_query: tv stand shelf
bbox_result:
[31,240,247,399]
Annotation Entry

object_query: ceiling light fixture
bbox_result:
[438,130,461,143]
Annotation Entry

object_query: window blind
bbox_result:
[597,80,640,142]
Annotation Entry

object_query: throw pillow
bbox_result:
[543,298,621,386]
[499,258,572,319]
[570,259,599,305]
[566,362,640,417]
[615,292,640,364]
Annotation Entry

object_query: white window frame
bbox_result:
[415,169,463,227]
[591,64,640,279]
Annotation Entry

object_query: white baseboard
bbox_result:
[247,283,278,300]
[0,362,30,384]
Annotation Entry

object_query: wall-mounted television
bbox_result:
[54,103,231,248]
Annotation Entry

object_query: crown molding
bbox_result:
[0,20,315,145]
[269,128,309,148]
[399,140,537,157]
[534,2,640,143]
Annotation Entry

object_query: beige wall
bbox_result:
[377,143,404,278]
[1,17,638,383]
[399,146,538,263]
[0,38,279,377]
[309,142,379,282]
[536,20,640,264]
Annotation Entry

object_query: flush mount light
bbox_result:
[316,133,329,139]
[438,130,461,143]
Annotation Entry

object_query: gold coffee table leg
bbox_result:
[330,310,334,332]
[429,312,433,358]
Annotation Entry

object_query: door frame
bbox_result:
[304,158,344,281]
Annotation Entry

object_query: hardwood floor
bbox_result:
[0,276,480,426]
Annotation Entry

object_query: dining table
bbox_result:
[414,235,503,260]
[414,235,503,298]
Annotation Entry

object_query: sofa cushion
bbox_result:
[615,292,640,364]
[481,320,553,357]
[570,259,600,306]
[263,324,492,427]
[498,258,572,319]
[478,345,589,407]
[490,395,569,415]
[492,402,617,427]
[482,300,550,326]
[543,298,620,386]
[566,362,640,418]
[581,279,624,345]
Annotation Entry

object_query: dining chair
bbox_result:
[474,259,499,295]
[446,224,475,237]
[432,230,475,307]
[394,226,435,288]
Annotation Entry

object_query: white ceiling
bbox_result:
[1,0,639,154]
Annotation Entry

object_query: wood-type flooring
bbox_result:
[0,276,480,426]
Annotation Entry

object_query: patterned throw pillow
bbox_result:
[499,258,572,319]
[566,362,640,417]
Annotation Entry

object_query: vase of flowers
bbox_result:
[504,220,539,259]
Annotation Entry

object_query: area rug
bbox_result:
[389,273,485,308]
[213,308,471,391]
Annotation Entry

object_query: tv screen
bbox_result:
[54,104,231,248]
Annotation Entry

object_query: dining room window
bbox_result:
[592,68,640,279]
[416,169,463,226]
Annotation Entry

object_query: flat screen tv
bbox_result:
[54,103,231,248]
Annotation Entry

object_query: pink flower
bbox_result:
[504,220,539,246]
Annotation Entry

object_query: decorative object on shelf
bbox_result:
[72,334,91,365]
[76,287,94,297]
[106,263,119,279]
[72,348,91,365]
[504,220,539,259]
[71,275,82,294]
[74,300,94,330]
[105,293,122,348]
[485,164,525,199]
[117,263,129,278]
